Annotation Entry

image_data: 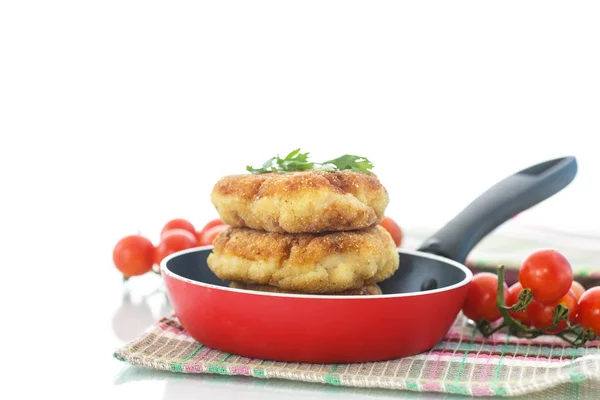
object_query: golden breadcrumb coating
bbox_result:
[210,170,389,233]
[206,225,399,294]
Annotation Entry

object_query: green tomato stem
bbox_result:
[552,304,570,326]
[509,288,533,313]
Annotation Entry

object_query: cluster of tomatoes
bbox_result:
[463,248,600,337]
[112,216,404,279]
[112,218,228,279]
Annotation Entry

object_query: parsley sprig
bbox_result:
[246,149,375,174]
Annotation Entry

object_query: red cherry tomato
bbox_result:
[162,228,198,246]
[518,249,573,304]
[196,218,225,244]
[506,282,531,326]
[113,235,155,277]
[462,272,508,323]
[571,281,586,302]
[155,231,197,265]
[528,289,577,333]
[160,218,196,239]
[199,224,229,246]
[379,216,403,247]
[200,218,225,233]
[576,287,600,336]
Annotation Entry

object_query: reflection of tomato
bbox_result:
[506,282,530,325]
[199,224,229,246]
[379,217,402,247]
[113,235,155,277]
[160,218,196,239]
[576,287,600,336]
[462,273,507,322]
[519,249,573,304]
[528,289,577,333]
[155,231,197,265]
[571,281,586,301]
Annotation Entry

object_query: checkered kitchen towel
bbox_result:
[113,312,600,398]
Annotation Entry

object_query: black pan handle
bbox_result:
[417,156,578,263]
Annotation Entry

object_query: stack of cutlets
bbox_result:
[206,169,399,295]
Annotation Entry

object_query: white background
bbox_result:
[1,1,599,399]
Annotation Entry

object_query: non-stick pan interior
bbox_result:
[165,247,468,295]
[378,249,468,294]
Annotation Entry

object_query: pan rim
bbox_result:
[160,246,474,299]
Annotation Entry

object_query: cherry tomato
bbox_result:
[506,282,531,326]
[571,281,586,302]
[576,287,600,336]
[462,273,508,323]
[199,224,229,246]
[518,249,573,304]
[113,235,155,277]
[379,216,403,247]
[162,228,198,246]
[200,218,225,233]
[160,218,196,239]
[528,289,577,333]
[196,218,225,243]
[155,231,197,265]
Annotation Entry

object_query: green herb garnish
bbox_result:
[246,149,375,174]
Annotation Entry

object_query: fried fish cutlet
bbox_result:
[229,282,383,296]
[210,170,389,233]
[206,225,399,294]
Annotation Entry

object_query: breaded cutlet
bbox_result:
[210,170,389,233]
[206,225,399,294]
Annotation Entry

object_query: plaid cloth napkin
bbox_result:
[113,312,600,398]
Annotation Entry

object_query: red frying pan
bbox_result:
[161,156,577,363]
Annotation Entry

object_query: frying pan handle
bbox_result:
[417,156,578,263]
